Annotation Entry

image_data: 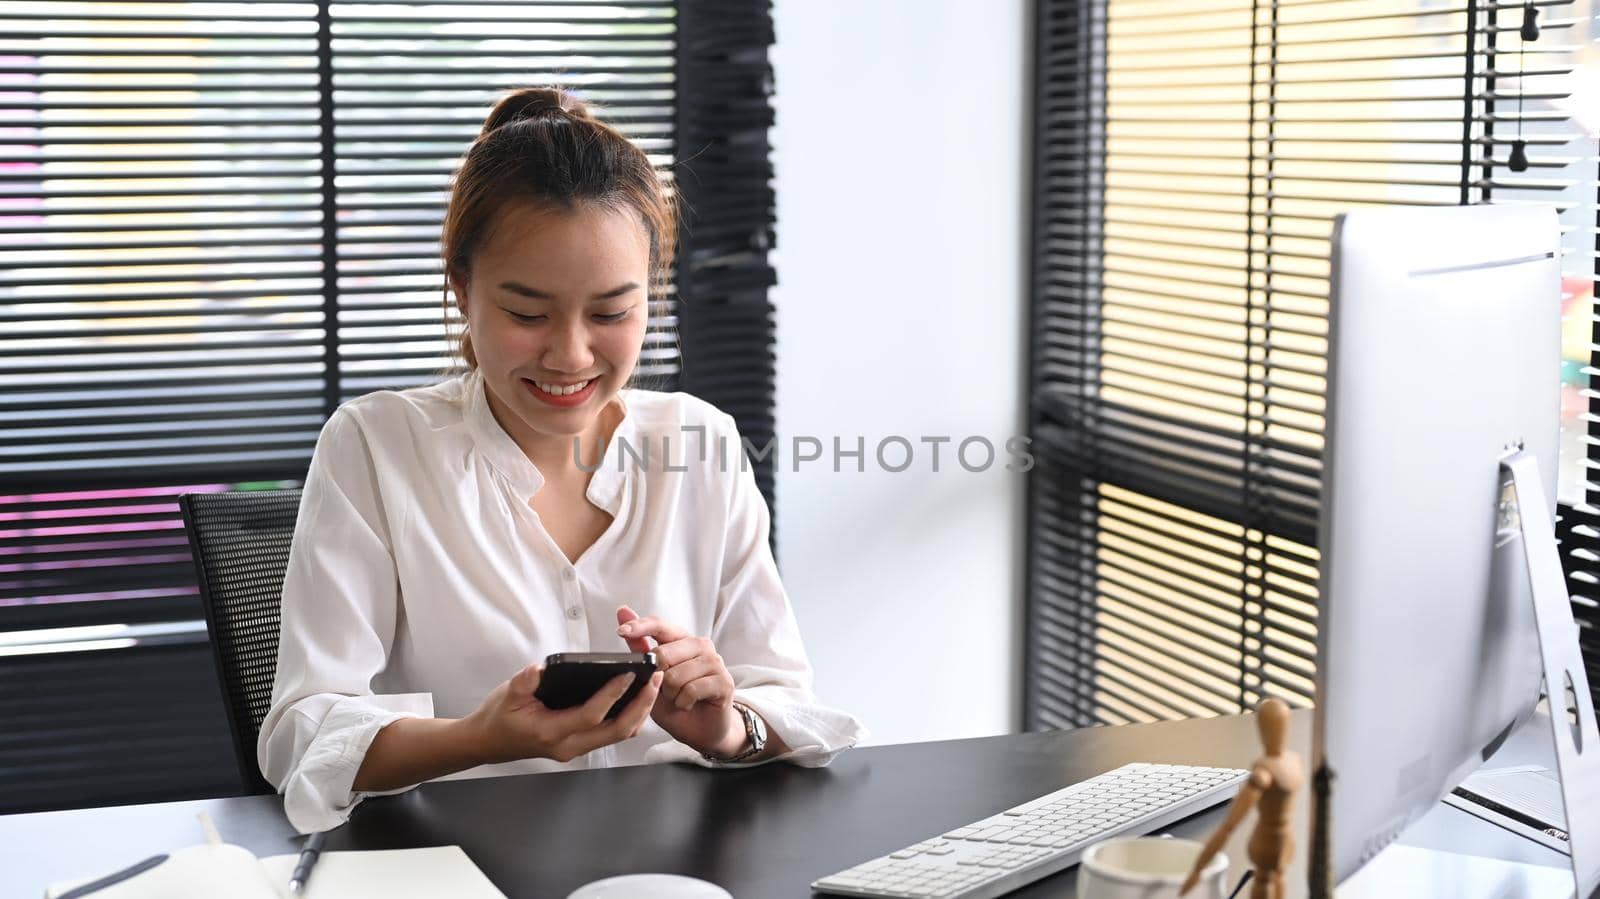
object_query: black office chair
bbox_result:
[179,488,302,796]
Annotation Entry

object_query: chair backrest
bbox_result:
[179,489,301,796]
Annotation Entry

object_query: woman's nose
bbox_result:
[542,320,594,373]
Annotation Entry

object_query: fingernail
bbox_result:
[617,624,633,635]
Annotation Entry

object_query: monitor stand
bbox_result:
[1312,453,1600,899]
[1503,450,1600,899]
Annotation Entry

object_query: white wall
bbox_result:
[770,1,1031,745]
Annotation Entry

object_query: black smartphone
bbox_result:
[532,652,657,720]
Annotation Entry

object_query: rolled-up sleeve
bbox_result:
[651,413,868,769]
[257,409,434,833]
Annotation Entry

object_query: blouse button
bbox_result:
[562,567,577,582]
[567,605,583,620]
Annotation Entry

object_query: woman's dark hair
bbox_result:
[441,86,677,369]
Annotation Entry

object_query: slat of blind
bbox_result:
[1027,0,1592,729]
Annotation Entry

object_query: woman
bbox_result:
[258,87,866,833]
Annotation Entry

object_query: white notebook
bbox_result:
[45,843,506,899]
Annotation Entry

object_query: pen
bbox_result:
[55,855,168,899]
[286,831,326,895]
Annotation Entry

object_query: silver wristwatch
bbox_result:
[705,701,767,764]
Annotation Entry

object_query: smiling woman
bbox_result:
[255,87,866,833]
[455,201,651,472]
[439,91,671,477]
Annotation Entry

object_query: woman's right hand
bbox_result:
[464,664,664,765]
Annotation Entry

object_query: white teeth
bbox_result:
[532,379,592,397]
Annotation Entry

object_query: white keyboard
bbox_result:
[811,762,1248,899]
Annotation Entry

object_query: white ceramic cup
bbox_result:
[1076,836,1228,899]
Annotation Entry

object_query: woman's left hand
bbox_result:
[615,605,745,758]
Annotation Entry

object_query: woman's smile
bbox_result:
[523,376,600,408]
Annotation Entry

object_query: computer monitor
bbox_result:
[1312,204,1561,886]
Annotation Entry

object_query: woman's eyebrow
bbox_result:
[498,281,640,301]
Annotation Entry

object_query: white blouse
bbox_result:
[258,371,867,833]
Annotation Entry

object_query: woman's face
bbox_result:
[455,201,651,459]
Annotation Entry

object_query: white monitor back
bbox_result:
[1313,204,1561,885]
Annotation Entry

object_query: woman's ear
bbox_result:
[448,269,470,319]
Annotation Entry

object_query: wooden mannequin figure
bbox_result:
[1180,698,1303,899]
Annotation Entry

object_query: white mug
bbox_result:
[1076,836,1228,899]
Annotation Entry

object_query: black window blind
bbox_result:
[0,0,777,811]
[1,0,777,636]
[1026,0,1599,729]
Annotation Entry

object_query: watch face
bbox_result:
[743,703,766,749]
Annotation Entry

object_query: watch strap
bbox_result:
[705,701,766,764]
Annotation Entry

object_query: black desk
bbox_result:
[0,713,1566,898]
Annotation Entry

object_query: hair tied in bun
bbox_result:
[481,87,592,136]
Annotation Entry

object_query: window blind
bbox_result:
[2,1,324,636]
[1026,0,1598,728]
[0,0,778,811]
[673,0,780,506]
[0,0,779,636]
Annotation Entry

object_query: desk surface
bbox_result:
[0,712,1567,899]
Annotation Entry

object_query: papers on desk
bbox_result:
[1336,844,1573,899]
[45,844,506,899]
[1444,764,1572,855]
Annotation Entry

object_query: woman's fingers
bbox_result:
[654,651,734,712]
[661,654,719,695]
[670,668,734,711]
[615,606,653,653]
[651,635,715,669]
[616,670,664,734]
[576,673,639,726]
[552,671,663,760]
[615,614,689,646]
[619,630,733,712]
[510,663,542,699]
[484,666,667,765]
